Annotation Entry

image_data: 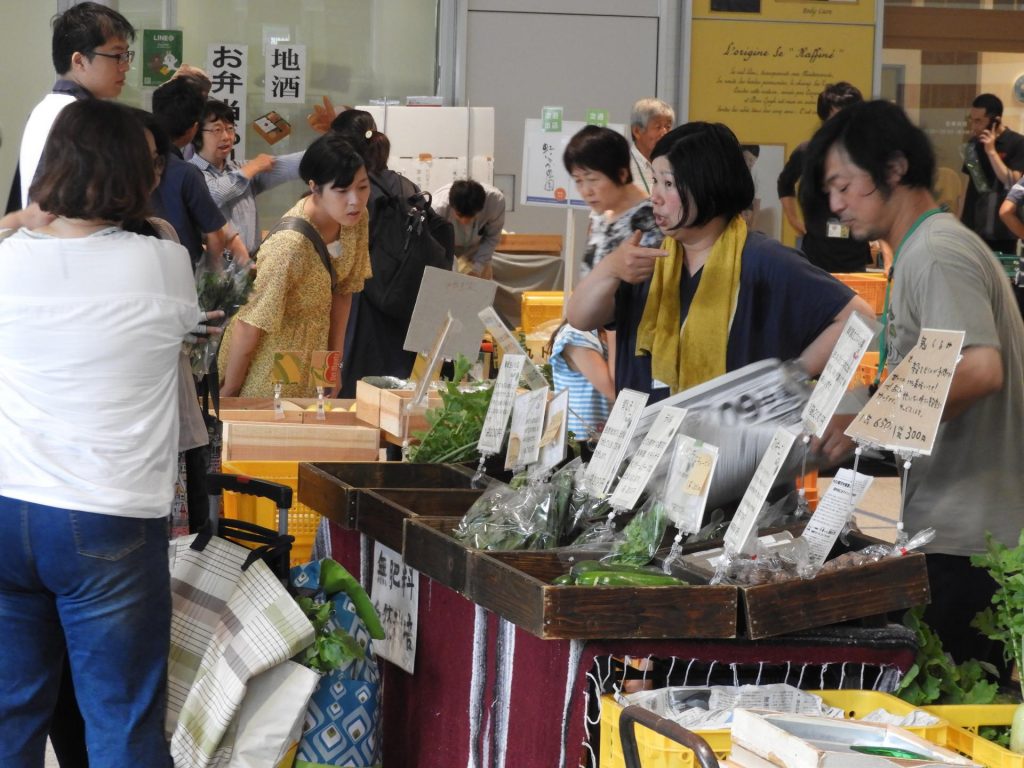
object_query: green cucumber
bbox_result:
[575,570,687,587]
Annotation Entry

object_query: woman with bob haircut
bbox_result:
[564,124,652,276]
[219,133,372,397]
[0,98,199,767]
[567,121,871,401]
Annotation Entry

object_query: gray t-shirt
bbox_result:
[887,211,1024,555]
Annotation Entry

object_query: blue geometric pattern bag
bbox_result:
[291,560,384,768]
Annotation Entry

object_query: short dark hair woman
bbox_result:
[219,134,372,397]
[567,121,872,399]
[0,98,199,766]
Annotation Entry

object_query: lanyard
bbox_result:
[631,146,651,194]
[875,207,943,386]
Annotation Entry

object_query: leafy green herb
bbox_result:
[296,595,366,674]
[605,499,668,568]
[971,530,1024,700]
[408,355,493,464]
[896,606,1000,706]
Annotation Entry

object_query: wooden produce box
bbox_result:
[670,527,930,640]
[355,380,442,439]
[403,516,478,596]
[297,461,477,529]
[357,487,484,555]
[736,530,930,640]
[218,397,361,425]
[468,549,739,640]
[221,418,379,463]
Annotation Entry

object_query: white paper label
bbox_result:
[846,328,965,455]
[801,468,874,570]
[664,436,719,534]
[584,389,649,497]
[371,543,418,675]
[723,427,797,556]
[802,312,878,437]
[609,407,688,510]
[477,354,526,455]
[534,389,569,475]
[478,306,549,390]
[264,44,307,104]
[505,386,549,469]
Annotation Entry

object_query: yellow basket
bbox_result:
[923,704,1022,768]
[599,689,949,768]
[850,351,887,389]
[220,460,318,567]
[520,291,564,333]
[835,273,888,315]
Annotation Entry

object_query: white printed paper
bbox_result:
[802,312,878,437]
[535,389,569,475]
[477,354,526,455]
[609,407,688,511]
[664,436,719,534]
[723,427,797,556]
[505,386,549,469]
[584,389,649,497]
[846,328,964,455]
[207,43,248,161]
[371,543,418,675]
[801,469,874,570]
[478,306,549,390]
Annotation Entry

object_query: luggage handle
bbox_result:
[618,704,719,768]
[207,473,293,510]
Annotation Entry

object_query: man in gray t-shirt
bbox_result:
[804,100,1024,669]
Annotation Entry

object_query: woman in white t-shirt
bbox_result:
[0,99,198,767]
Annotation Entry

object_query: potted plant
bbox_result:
[971,530,1024,752]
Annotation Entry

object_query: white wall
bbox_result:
[0,1,61,208]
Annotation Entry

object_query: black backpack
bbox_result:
[363,171,454,321]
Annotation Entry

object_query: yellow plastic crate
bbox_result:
[850,351,888,389]
[835,273,888,315]
[924,704,1021,768]
[520,291,564,333]
[220,460,319,567]
[599,689,947,768]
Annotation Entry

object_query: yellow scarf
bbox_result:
[635,216,746,393]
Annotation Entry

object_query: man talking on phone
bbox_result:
[961,93,1024,254]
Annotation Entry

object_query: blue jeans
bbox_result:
[0,496,173,767]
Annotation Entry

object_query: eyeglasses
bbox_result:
[202,125,237,137]
[90,49,135,65]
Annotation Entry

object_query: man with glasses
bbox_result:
[190,99,304,253]
[17,2,135,208]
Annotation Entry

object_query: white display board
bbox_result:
[358,106,495,193]
[520,118,627,208]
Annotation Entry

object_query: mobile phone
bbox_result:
[988,115,1001,131]
[630,207,662,247]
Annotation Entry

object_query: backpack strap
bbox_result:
[255,215,337,290]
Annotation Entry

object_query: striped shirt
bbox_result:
[550,325,612,439]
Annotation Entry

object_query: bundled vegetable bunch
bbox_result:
[552,560,687,587]
[408,355,493,464]
[190,257,255,376]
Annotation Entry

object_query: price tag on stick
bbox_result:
[801,469,873,572]
[584,389,649,497]
[534,389,569,475]
[477,354,527,456]
[723,427,797,556]
[505,386,549,469]
[608,406,688,510]
[845,328,964,455]
[802,312,878,437]
[664,436,720,535]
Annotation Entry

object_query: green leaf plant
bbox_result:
[971,530,1024,701]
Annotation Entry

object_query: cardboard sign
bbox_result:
[271,350,305,385]
[802,312,878,437]
[309,350,341,388]
[845,328,965,455]
[371,543,418,675]
[723,427,797,556]
[404,267,497,361]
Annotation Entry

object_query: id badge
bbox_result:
[827,219,850,239]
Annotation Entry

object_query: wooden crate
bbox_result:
[297,462,478,529]
[221,420,379,463]
[404,516,476,595]
[217,397,361,425]
[736,530,930,639]
[468,550,739,640]
[356,487,485,554]
[355,380,442,438]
